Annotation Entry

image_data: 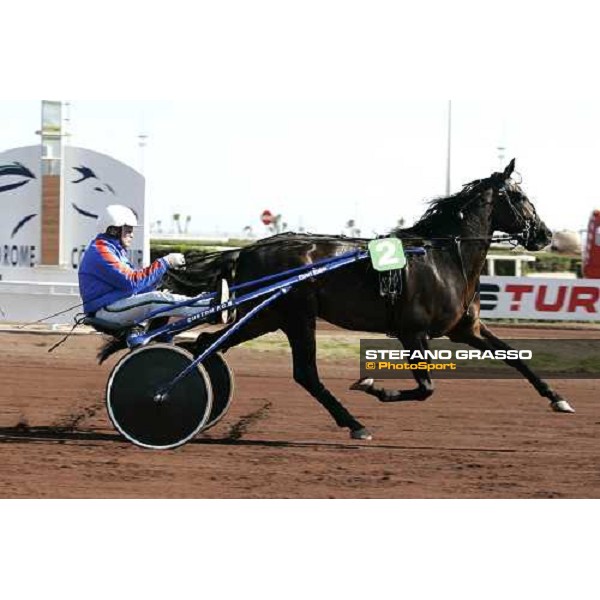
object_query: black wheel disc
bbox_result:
[201,352,235,432]
[106,344,213,450]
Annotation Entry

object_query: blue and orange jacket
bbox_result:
[78,234,169,314]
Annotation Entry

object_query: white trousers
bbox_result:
[95,291,212,326]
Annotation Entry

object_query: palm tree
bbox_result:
[344,218,361,237]
[268,214,283,234]
[172,213,181,234]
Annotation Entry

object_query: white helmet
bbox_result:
[98,204,139,233]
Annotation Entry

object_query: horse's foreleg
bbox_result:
[352,336,435,403]
[454,324,575,413]
[283,319,372,440]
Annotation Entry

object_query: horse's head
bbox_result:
[489,159,552,251]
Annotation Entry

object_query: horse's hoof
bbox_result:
[350,427,373,441]
[350,378,374,391]
[551,399,575,413]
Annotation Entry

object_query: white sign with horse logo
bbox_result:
[0,145,146,324]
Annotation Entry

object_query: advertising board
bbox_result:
[480,276,600,321]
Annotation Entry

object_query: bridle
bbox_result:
[494,180,539,248]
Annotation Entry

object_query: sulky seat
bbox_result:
[82,315,131,337]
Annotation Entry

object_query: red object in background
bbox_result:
[261,209,274,226]
[583,210,600,278]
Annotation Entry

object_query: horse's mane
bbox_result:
[244,174,503,245]
[394,174,501,238]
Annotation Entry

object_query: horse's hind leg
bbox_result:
[282,317,372,440]
[352,336,435,403]
[179,309,281,357]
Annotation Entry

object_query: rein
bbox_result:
[397,233,523,244]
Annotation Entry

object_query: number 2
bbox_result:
[374,240,398,266]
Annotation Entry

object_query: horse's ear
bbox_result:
[503,158,516,179]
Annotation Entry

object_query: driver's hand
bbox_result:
[165,253,186,268]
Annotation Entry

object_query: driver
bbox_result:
[78,204,230,328]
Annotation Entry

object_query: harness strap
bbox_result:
[378,265,409,338]
[455,238,468,286]
[454,238,481,316]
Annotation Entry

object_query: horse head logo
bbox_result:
[0,162,36,194]
[0,162,38,238]
[71,164,117,222]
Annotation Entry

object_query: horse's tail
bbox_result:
[97,336,128,364]
[164,248,241,296]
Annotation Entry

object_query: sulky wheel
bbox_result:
[106,344,213,450]
[200,352,235,432]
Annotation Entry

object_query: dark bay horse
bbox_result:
[104,160,575,440]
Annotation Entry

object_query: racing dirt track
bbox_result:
[1,326,599,498]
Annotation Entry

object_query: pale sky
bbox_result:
[2,99,599,238]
